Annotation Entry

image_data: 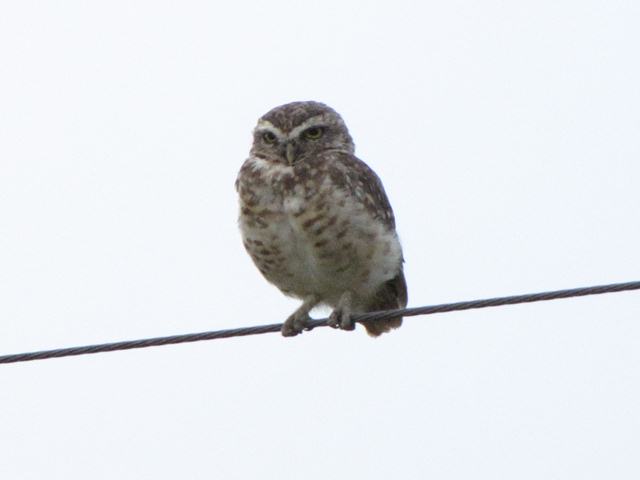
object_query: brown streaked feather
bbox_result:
[319,151,397,230]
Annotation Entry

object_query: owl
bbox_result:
[235,101,407,337]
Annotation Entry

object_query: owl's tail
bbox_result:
[362,270,408,337]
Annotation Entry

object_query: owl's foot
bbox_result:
[282,312,311,337]
[281,295,319,337]
[328,291,355,331]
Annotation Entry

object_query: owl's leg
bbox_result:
[328,291,355,331]
[281,294,319,337]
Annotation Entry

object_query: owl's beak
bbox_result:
[285,142,297,165]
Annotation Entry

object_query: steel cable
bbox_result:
[1,280,639,365]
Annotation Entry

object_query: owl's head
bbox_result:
[250,101,355,165]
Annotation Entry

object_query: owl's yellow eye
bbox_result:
[303,127,324,140]
[262,131,277,144]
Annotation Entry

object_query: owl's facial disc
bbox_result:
[253,113,349,165]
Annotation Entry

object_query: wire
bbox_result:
[1,280,639,365]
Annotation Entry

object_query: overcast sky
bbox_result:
[1,1,639,478]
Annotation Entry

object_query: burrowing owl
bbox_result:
[236,101,407,337]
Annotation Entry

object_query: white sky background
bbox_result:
[1,0,639,478]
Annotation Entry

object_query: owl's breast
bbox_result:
[236,156,402,305]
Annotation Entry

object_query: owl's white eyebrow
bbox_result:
[255,121,285,139]
[288,115,327,139]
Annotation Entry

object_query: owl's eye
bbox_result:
[303,127,324,140]
[262,131,277,144]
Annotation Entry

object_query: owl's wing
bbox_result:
[327,152,397,230]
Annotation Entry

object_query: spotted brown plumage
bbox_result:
[236,101,407,337]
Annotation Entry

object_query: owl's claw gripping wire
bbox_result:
[328,291,355,331]
[281,294,319,337]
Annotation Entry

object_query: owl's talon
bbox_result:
[341,314,355,330]
[280,295,319,337]
[281,313,311,337]
[328,308,354,331]
[329,291,354,331]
